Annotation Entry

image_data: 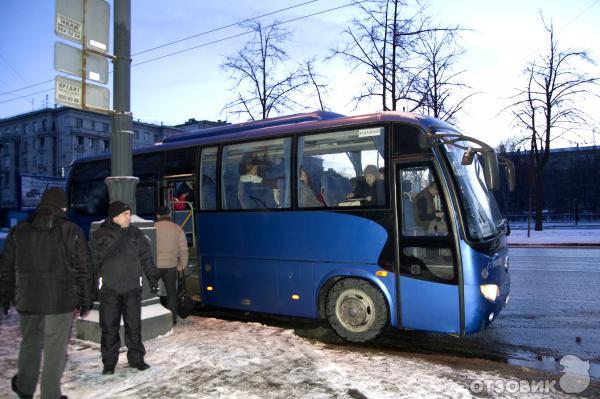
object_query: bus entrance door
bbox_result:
[395,163,461,334]
[162,179,200,301]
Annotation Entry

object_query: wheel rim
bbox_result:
[335,288,376,333]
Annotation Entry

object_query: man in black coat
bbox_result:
[0,188,92,399]
[90,201,158,375]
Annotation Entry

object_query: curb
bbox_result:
[509,243,600,248]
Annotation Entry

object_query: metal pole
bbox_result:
[105,0,138,212]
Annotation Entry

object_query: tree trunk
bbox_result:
[534,168,544,231]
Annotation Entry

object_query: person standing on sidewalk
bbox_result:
[154,206,189,325]
[0,188,92,399]
[90,201,158,375]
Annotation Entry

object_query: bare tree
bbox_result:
[221,21,307,121]
[411,29,476,122]
[331,0,463,113]
[303,58,329,111]
[504,17,599,230]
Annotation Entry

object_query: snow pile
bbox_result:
[508,228,600,245]
[0,314,567,398]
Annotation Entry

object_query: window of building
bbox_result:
[38,137,45,150]
[221,137,291,210]
[143,132,149,142]
[42,119,47,131]
[103,123,109,133]
[102,140,110,152]
[134,130,139,140]
[199,147,217,210]
[23,123,28,134]
[76,118,83,128]
[32,121,38,132]
[90,121,95,131]
[298,127,386,208]
[87,138,94,149]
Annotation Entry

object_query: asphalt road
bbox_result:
[468,248,600,374]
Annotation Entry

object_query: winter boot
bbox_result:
[11,375,33,399]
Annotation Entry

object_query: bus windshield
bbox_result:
[441,138,504,240]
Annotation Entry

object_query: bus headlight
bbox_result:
[480,284,500,302]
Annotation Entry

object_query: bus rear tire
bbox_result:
[326,278,388,343]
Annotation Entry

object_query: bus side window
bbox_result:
[221,138,291,210]
[199,147,218,211]
[298,127,386,208]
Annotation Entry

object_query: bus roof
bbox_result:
[71,111,458,165]
[163,110,346,144]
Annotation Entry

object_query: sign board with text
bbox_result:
[20,175,66,210]
[55,0,110,53]
[55,76,110,110]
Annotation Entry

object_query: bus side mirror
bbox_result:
[482,150,500,191]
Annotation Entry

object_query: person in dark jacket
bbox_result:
[413,182,446,234]
[347,164,384,206]
[0,187,92,399]
[89,201,158,375]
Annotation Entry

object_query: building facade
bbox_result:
[0,106,181,222]
[496,145,600,221]
[174,118,229,132]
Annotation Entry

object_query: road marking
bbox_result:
[510,268,600,273]
[510,296,600,305]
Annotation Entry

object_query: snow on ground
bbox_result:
[0,312,571,398]
[508,228,600,246]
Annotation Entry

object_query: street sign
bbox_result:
[55,0,110,53]
[55,76,110,111]
[54,42,109,84]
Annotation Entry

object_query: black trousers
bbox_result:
[157,267,178,322]
[99,287,145,368]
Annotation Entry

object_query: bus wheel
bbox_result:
[326,278,388,343]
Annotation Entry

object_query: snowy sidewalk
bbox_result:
[0,312,574,398]
[508,228,600,246]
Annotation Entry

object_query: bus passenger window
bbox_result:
[199,147,217,210]
[298,127,386,208]
[399,167,448,237]
[221,138,291,210]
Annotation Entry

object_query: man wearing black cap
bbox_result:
[0,187,92,399]
[89,201,158,375]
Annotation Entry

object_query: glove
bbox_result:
[150,280,159,294]
[2,303,10,315]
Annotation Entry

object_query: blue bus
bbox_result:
[67,111,513,342]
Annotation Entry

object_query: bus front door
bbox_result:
[395,163,461,334]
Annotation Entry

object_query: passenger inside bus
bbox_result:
[347,164,384,206]
[298,167,323,207]
[413,182,447,234]
[173,181,194,210]
[238,161,276,209]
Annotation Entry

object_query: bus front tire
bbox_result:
[326,278,388,343]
